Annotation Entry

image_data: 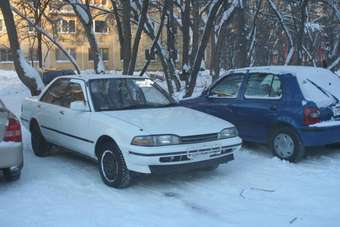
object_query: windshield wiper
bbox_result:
[307,79,339,105]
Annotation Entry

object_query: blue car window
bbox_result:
[210,74,244,98]
[245,73,282,99]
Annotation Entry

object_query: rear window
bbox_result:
[297,69,340,107]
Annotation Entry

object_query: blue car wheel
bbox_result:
[271,127,305,162]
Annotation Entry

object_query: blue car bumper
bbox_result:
[299,124,340,146]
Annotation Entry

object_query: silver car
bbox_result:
[0,99,23,181]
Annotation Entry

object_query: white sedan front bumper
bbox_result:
[123,137,242,174]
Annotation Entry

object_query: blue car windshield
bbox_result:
[89,78,174,111]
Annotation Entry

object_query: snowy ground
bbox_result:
[1,70,340,227]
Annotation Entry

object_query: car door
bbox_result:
[200,74,245,127]
[38,78,70,144]
[58,79,93,156]
[235,73,284,143]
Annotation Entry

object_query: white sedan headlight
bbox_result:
[218,127,238,139]
[131,135,180,146]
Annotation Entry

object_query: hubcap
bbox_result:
[274,133,295,158]
[101,150,118,183]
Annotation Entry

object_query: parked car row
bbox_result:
[20,75,241,188]
[1,66,339,188]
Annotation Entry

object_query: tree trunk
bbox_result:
[0,0,43,95]
[121,0,132,74]
[185,0,225,97]
[111,1,124,64]
[296,0,309,65]
[128,0,149,75]
[67,0,104,74]
[234,5,247,68]
[35,0,43,69]
[181,0,191,84]
[190,0,200,66]
[167,0,180,91]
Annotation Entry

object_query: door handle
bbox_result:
[59,110,65,115]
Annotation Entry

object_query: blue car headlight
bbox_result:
[218,127,238,139]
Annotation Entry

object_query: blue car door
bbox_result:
[193,74,245,127]
[235,73,284,143]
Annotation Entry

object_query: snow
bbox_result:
[69,0,90,24]
[304,22,322,32]
[310,120,340,128]
[17,50,44,91]
[1,70,340,226]
[96,55,105,74]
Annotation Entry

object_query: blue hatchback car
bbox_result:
[181,66,340,162]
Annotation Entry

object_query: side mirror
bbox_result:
[70,101,89,112]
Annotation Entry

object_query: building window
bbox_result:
[56,48,77,62]
[0,49,12,62]
[94,20,108,33]
[57,19,76,33]
[89,48,109,61]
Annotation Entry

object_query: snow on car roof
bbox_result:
[229,65,337,79]
[59,73,148,81]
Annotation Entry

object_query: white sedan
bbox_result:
[21,75,242,188]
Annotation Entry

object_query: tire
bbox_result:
[98,142,131,188]
[270,127,305,162]
[3,169,21,182]
[31,123,51,157]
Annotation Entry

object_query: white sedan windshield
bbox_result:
[89,78,173,111]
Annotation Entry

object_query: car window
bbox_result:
[89,78,173,111]
[41,79,70,106]
[244,73,282,99]
[210,74,244,98]
[61,82,86,108]
[41,79,85,108]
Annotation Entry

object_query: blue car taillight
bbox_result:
[304,107,321,126]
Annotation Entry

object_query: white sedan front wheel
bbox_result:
[98,142,131,188]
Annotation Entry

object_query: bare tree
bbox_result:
[185,0,238,97]
[66,0,105,74]
[12,7,81,74]
[0,0,43,95]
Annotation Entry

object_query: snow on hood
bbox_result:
[101,106,233,136]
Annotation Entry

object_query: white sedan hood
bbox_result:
[101,106,233,136]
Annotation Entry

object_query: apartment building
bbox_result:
[0,0,165,72]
